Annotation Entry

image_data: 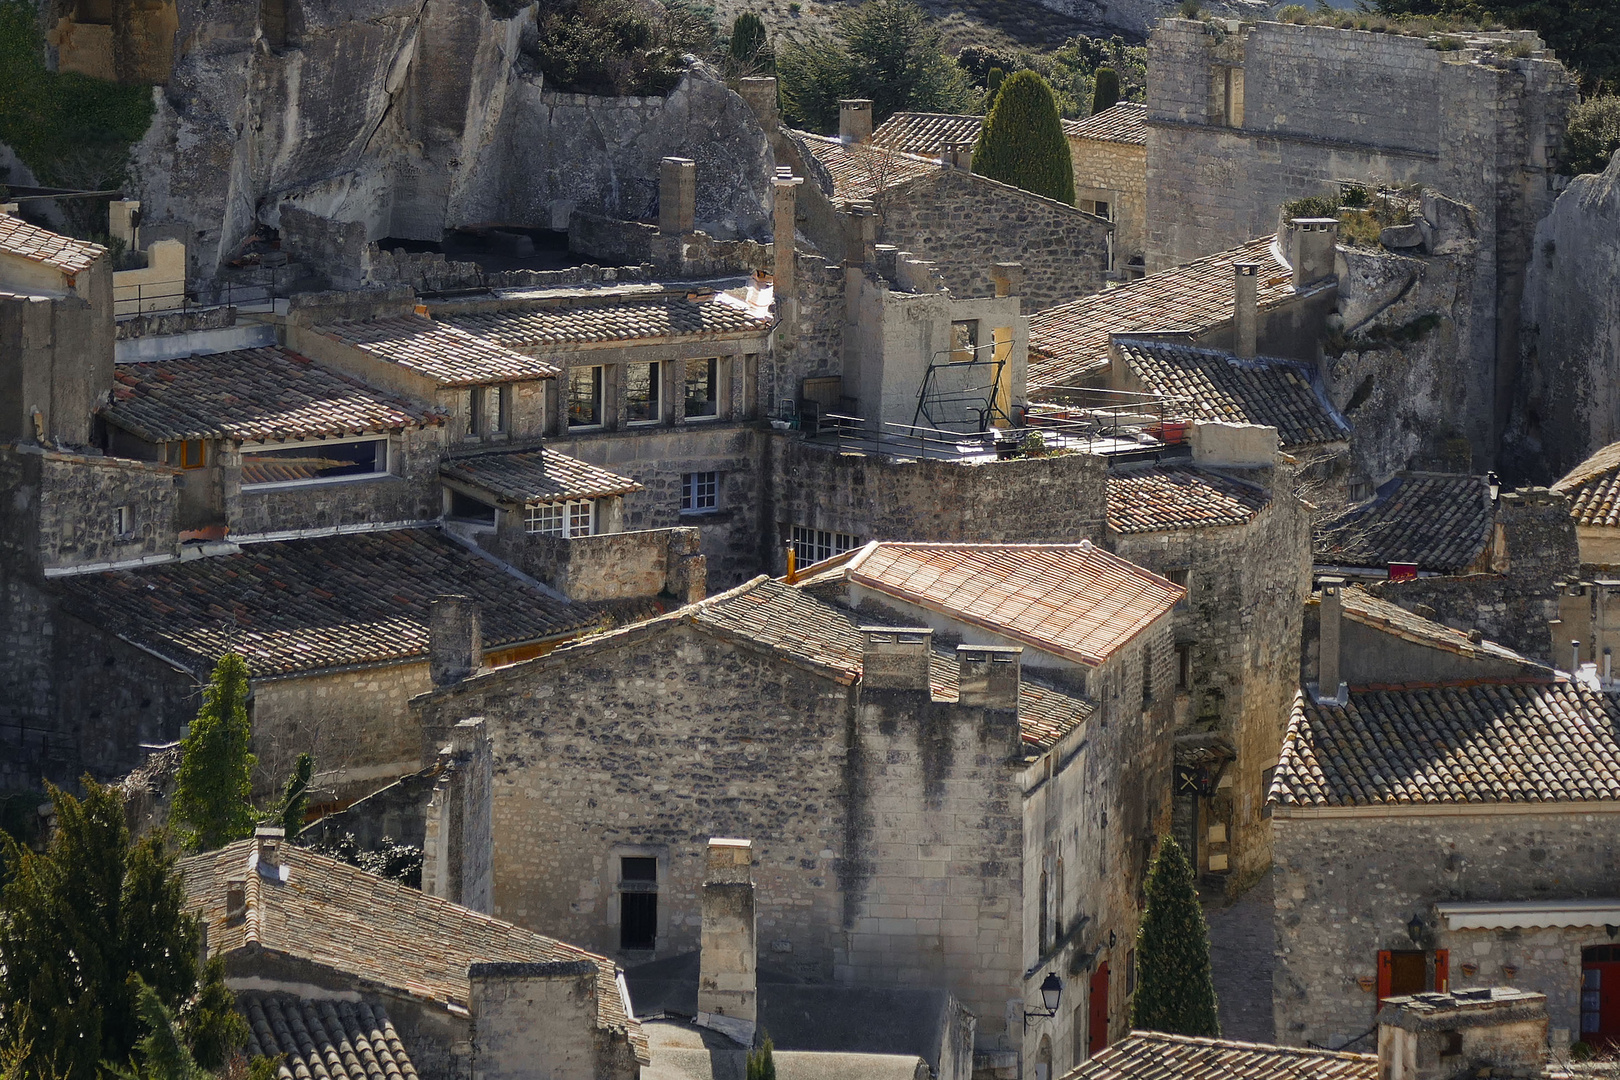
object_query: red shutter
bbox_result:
[1088,962,1111,1057]
[1434,950,1450,993]
[1377,950,1393,1002]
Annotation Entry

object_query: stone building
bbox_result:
[181,828,647,1080]
[1273,579,1617,1049]
[1550,442,1620,572]
[1314,473,1495,579]
[1062,104,1148,280]
[1103,422,1312,893]
[411,542,1184,1079]
[1145,18,1575,463]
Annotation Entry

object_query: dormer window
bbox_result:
[240,437,389,488]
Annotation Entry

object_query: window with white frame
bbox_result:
[525,499,596,537]
[684,357,718,419]
[681,471,718,513]
[791,526,860,565]
[240,437,389,488]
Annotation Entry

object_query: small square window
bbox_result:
[1166,568,1190,611]
[167,439,206,469]
[681,471,718,513]
[114,506,131,535]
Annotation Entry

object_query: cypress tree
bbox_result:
[173,653,257,854]
[1131,835,1220,1037]
[746,1034,776,1080]
[276,753,313,842]
[730,11,768,64]
[1092,67,1120,113]
[970,70,1075,205]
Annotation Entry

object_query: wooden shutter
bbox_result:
[1434,949,1450,993]
[1377,950,1393,1002]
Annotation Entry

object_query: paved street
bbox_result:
[1207,869,1276,1044]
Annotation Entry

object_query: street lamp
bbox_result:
[1025,972,1064,1028]
[1486,471,1500,501]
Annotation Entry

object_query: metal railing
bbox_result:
[112,279,276,320]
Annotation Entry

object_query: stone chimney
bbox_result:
[1232,260,1260,358]
[422,717,494,914]
[470,961,600,1080]
[862,627,934,691]
[1377,988,1547,1080]
[659,156,697,235]
[772,168,803,345]
[1190,420,1278,469]
[839,99,873,143]
[957,645,1022,710]
[253,825,286,882]
[944,139,973,170]
[1315,577,1347,704]
[1288,217,1339,289]
[738,76,779,133]
[429,595,482,687]
[697,838,757,1046]
[991,262,1024,299]
[839,202,877,267]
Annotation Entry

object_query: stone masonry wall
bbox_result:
[767,436,1108,570]
[34,450,180,571]
[879,169,1110,312]
[478,526,705,603]
[1108,465,1312,892]
[1273,807,1620,1049]
[1069,138,1147,272]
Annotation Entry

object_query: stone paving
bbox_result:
[1206,868,1276,1044]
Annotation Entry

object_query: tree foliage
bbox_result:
[1130,836,1220,1038]
[0,781,245,1080]
[745,1035,776,1080]
[970,71,1075,204]
[1371,0,1619,92]
[274,754,312,843]
[730,12,768,64]
[1091,67,1120,113]
[173,655,257,855]
[776,0,975,132]
[1563,95,1620,176]
[530,0,716,97]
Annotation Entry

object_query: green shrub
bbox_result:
[730,11,769,64]
[1563,95,1620,176]
[971,71,1075,204]
[1277,4,1308,21]
[956,44,1016,86]
[1281,194,1340,220]
[1035,34,1145,119]
[777,0,974,132]
[1373,0,1618,93]
[172,654,257,854]
[1091,66,1119,113]
[1178,0,1200,18]
[532,0,715,96]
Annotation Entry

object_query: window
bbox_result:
[1176,643,1192,690]
[1377,949,1447,1001]
[1054,857,1065,942]
[950,319,979,362]
[498,385,512,433]
[469,385,510,437]
[240,438,387,487]
[619,856,658,951]
[791,526,860,566]
[114,506,131,536]
[681,471,718,514]
[569,366,603,427]
[685,358,718,419]
[166,439,207,470]
[1039,870,1050,954]
[1166,568,1190,611]
[1126,949,1137,997]
[525,499,595,538]
[1142,644,1154,705]
[626,362,660,424]
[449,489,497,525]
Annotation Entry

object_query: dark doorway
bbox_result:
[1583,945,1620,1049]
[619,856,658,951]
[1088,962,1111,1058]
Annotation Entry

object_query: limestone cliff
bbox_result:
[127,0,772,285]
[1505,150,1620,484]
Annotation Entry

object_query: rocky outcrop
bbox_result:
[1325,193,1485,485]
[1505,150,1620,484]
[127,0,773,285]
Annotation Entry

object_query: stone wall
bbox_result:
[1069,138,1147,273]
[1272,806,1620,1049]
[766,436,1109,569]
[1108,463,1312,892]
[478,526,706,604]
[468,962,638,1080]
[770,253,846,419]
[878,168,1110,312]
[0,261,115,447]
[8,446,180,573]
[1145,18,1575,466]
[1506,151,1620,483]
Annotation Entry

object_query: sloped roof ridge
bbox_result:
[1120,1030,1377,1062]
[1553,440,1620,492]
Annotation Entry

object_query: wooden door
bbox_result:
[1583,946,1620,1049]
[1088,962,1111,1058]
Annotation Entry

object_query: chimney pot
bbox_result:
[430,595,483,687]
[659,157,697,235]
[862,627,934,691]
[738,77,779,133]
[990,262,1024,299]
[839,99,874,144]
[1288,217,1339,289]
[943,139,973,170]
[957,644,1022,710]
[1316,577,1346,703]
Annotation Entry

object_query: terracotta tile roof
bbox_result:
[870,112,983,157]
[688,577,1093,750]
[1062,1031,1375,1080]
[840,542,1182,666]
[102,348,441,443]
[50,528,596,677]
[311,315,562,386]
[1314,473,1491,573]
[795,133,941,202]
[1552,441,1620,528]
[0,213,104,276]
[183,841,647,1062]
[1107,465,1269,534]
[1028,236,1293,389]
[1062,102,1148,145]
[1318,587,1543,668]
[443,296,774,353]
[1272,681,1620,808]
[441,448,643,504]
[1115,340,1348,450]
[242,993,420,1080]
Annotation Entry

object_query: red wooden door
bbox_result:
[1088,962,1111,1058]
[1582,946,1620,1049]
